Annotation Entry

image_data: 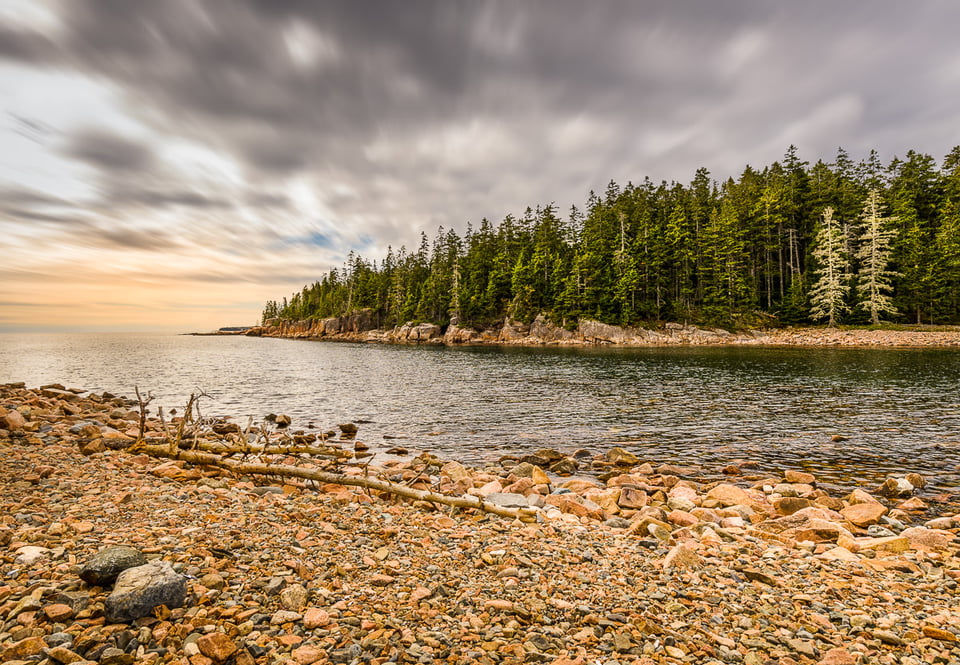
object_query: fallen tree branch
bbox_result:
[139,444,538,523]
[186,438,352,460]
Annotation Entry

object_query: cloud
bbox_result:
[1,0,960,331]
[62,127,157,173]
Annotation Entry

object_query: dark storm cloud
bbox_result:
[63,128,157,173]
[4,0,960,258]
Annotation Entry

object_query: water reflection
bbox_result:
[1,333,958,491]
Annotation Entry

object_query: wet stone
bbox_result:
[79,546,148,587]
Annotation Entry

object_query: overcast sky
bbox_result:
[2,0,959,332]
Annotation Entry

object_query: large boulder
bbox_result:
[79,546,147,587]
[105,560,187,623]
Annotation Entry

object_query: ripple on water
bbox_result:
[1,333,959,491]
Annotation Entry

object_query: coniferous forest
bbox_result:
[263,146,960,329]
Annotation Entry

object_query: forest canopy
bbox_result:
[263,146,960,329]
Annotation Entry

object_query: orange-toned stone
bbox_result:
[196,632,238,663]
[840,502,887,527]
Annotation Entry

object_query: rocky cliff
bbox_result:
[245,310,763,346]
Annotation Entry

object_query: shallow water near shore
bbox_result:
[2,332,959,491]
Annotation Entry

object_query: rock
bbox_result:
[791,519,848,543]
[877,476,914,498]
[521,448,565,466]
[847,488,881,505]
[303,608,331,629]
[274,414,292,428]
[900,526,954,551]
[661,543,701,571]
[617,487,648,509]
[666,509,698,527]
[529,464,551,486]
[550,458,579,475]
[816,546,860,562]
[77,438,105,455]
[905,472,926,488]
[606,447,640,466]
[508,462,537,479]
[339,422,359,435]
[896,496,928,511]
[43,603,76,622]
[705,483,751,507]
[872,629,904,646]
[79,546,147,587]
[199,572,226,590]
[14,545,51,565]
[817,647,857,665]
[784,470,816,485]
[925,517,955,529]
[197,632,238,663]
[922,625,958,642]
[2,636,46,661]
[773,496,812,516]
[280,583,308,611]
[211,422,241,435]
[840,501,887,527]
[856,535,910,553]
[271,610,302,624]
[741,568,779,586]
[104,560,187,623]
[292,645,326,665]
[1,408,26,430]
[47,645,85,663]
[584,487,621,514]
[440,460,471,485]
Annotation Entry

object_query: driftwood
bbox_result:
[139,444,538,522]
[171,438,353,460]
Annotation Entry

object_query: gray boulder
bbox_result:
[105,560,187,623]
[79,546,147,587]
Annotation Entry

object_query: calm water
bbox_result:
[1,333,959,490]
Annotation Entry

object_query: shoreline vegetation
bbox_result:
[238,314,960,348]
[262,147,960,339]
[2,382,960,664]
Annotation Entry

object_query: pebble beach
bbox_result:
[2,382,960,665]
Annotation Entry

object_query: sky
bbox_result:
[2,1,960,333]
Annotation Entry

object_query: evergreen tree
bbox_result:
[855,190,899,324]
[262,146,960,330]
[809,207,851,327]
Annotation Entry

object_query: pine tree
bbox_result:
[809,207,851,327]
[855,190,899,324]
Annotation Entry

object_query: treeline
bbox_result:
[263,146,960,329]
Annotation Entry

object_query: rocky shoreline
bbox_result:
[243,312,960,348]
[3,382,960,665]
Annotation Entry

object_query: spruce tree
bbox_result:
[809,207,851,327]
[855,190,899,324]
